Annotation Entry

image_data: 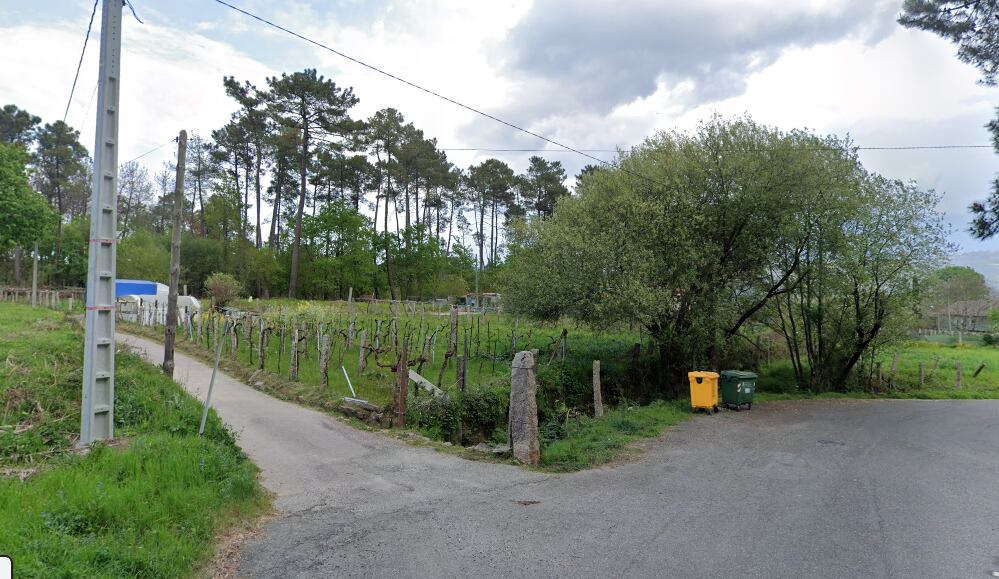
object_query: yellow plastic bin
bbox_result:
[687,371,720,414]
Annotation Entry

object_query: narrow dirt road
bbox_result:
[121,333,999,578]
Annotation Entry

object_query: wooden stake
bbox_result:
[955,361,962,389]
[319,334,331,390]
[290,328,299,380]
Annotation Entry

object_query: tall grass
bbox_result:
[0,303,267,578]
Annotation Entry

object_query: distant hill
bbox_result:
[949,251,999,291]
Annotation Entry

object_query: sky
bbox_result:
[1,0,997,253]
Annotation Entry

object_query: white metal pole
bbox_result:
[80,0,123,447]
[200,318,230,436]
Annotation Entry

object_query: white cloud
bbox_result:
[2,1,998,250]
[0,18,273,169]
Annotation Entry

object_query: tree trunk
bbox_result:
[289,120,309,298]
[254,144,263,249]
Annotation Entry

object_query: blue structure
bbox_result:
[115,279,159,298]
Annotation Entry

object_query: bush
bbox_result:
[983,333,996,346]
[204,272,243,308]
[407,385,508,445]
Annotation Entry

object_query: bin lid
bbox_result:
[721,370,758,379]
[688,371,719,378]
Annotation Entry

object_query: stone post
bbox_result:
[593,360,604,418]
[509,350,540,466]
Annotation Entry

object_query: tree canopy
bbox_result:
[504,117,948,393]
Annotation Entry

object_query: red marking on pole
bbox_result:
[85,306,114,311]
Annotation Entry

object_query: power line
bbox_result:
[855,145,993,151]
[441,148,620,153]
[208,0,673,188]
[63,0,100,123]
[442,145,995,153]
[123,138,177,165]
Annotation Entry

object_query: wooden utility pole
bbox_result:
[163,130,187,377]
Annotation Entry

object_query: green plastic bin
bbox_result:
[720,370,757,410]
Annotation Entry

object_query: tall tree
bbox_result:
[185,132,215,236]
[0,104,40,147]
[899,1,999,237]
[224,77,271,249]
[367,108,406,298]
[33,121,89,287]
[262,69,359,298]
[117,160,154,238]
[519,155,569,219]
[0,142,53,251]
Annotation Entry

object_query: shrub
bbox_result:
[204,272,243,308]
[406,385,509,445]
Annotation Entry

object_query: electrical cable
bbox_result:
[63,0,100,123]
[207,0,673,188]
[122,138,177,165]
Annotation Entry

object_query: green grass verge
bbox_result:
[755,341,999,400]
[0,303,268,578]
[540,401,689,472]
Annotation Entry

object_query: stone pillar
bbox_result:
[509,350,540,466]
[593,360,603,418]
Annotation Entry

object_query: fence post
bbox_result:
[593,360,603,418]
[956,361,962,389]
[319,334,331,390]
[290,327,299,380]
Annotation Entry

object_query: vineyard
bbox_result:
[118,298,664,446]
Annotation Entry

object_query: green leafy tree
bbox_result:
[33,121,90,287]
[0,104,40,147]
[518,155,569,219]
[0,142,53,250]
[261,69,360,298]
[301,202,377,298]
[923,265,991,330]
[768,175,949,391]
[504,117,944,394]
[117,231,170,281]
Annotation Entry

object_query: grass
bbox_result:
[540,401,689,472]
[0,303,268,578]
[755,340,999,400]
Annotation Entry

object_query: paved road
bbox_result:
[121,334,999,578]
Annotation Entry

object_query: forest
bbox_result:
[0,69,574,301]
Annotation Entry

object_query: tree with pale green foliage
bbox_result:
[504,116,949,394]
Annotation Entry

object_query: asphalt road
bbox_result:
[121,334,999,578]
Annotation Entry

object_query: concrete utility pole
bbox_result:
[163,130,187,378]
[80,0,122,446]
